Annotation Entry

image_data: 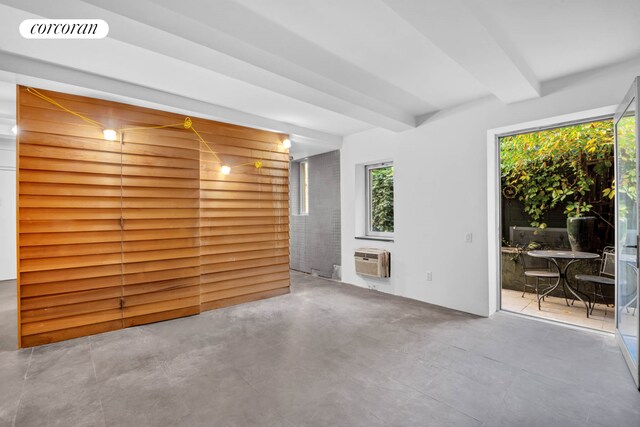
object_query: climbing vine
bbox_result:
[500,120,614,228]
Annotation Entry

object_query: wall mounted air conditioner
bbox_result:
[354,248,390,278]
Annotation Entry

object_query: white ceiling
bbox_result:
[0,0,639,156]
[479,0,640,82]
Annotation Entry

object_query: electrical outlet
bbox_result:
[426,271,432,281]
[465,232,473,243]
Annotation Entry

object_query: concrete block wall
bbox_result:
[290,150,341,278]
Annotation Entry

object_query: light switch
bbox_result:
[465,233,473,243]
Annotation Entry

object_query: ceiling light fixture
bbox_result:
[221,165,231,175]
[11,125,18,135]
[282,138,291,149]
[103,129,117,141]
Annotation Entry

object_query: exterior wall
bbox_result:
[341,59,640,317]
[290,150,341,278]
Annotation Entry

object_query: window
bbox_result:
[299,160,309,215]
[366,162,394,237]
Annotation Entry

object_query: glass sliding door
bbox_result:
[615,77,640,388]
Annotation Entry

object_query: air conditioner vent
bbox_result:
[354,248,390,278]
[355,252,378,259]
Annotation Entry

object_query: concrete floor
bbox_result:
[0,271,639,426]
[502,288,615,333]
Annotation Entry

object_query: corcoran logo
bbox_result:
[19,19,109,39]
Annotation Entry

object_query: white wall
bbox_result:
[0,136,15,281]
[341,59,640,317]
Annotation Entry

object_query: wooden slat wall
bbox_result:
[17,88,125,347]
[197,118,290,310]
[121,125,202,327]
[16,86,290,347]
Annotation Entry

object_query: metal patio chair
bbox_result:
[574,246,615,315]
[518,246,560,303]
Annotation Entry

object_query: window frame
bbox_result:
[299,160,309,215]
[489,108,615,316]
[365,161,394,238]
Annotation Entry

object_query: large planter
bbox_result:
[567,216,597,252]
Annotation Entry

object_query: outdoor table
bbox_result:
[527,250,600,318]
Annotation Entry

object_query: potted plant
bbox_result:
[565,201,596,252]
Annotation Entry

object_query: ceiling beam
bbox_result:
[0,51,343,150]
[383,0,541,104]
[125,0,423,128]
[3,0,418,132]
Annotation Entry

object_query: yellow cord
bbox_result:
[27,87,105,129]
[188,122,222,163]
[232,160,264,168]
[25,88,265,171]
[119,123,183,132]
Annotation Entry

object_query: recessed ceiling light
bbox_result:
[282,138,291,149]
[11,125,17,135]
[221,165,231,175]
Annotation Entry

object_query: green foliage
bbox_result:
[564,201,593,218]
[616,112,638,219]
[500,120,613,228]
[371,166,394,232]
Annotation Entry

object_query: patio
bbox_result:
[502,288,615,333]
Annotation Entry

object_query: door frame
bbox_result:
[486,105,617,318]
[613,76,640,387]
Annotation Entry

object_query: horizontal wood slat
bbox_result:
[200,272,290,294]
[21,320,124,348]
[22,298,122,324]
[201,241,289,256]
[200,287,290,312]
[20,242,123,259]
[17,86,290,348]
[124,258,201,275]
[22,287,123,310]
[201,281,290,305]
[21,276,124,298]
[21,309,123,336]
[122,306,200,329]
[124,277,200,297]
[20,230,121,244]
[20,170,122,186]
[201,264,290,285]
[201,217,289,227]
[201,248,290,265]
[201,224,290,236]
[202,256,290,274]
